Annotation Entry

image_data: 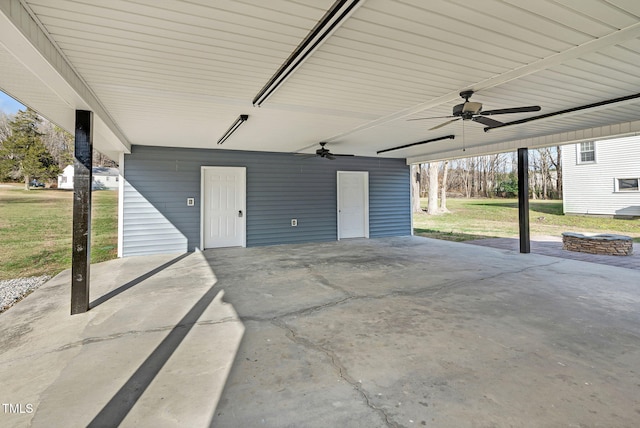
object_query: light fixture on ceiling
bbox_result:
[484,92,640,132]
[377,135,455,154]
[252,0,362,107]
[217,114,249,145]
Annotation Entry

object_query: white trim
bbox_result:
[200,169,205,250]
[117,152,125,258]
[337,171,369,240]
[200,166,247,249]
[614,177,640,193]
[577,141,596,164]
[409,168,415,236]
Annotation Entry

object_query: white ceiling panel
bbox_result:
[1,0,640,162]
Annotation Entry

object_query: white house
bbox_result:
[58,165,119,190]
[561,136,640,218]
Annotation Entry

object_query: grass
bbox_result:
[0,184,118,280]
[414,198,640,243]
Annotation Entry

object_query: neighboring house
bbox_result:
[561,136,640,218]
[58,165,119,190]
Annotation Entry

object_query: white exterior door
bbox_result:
[337,171,369,239]
[202,167,246,248]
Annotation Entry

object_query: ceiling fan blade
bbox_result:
[429,118,460,131]
[333,153,355,157]
[480,106,541,115]
[472,116,504,128]
[407,115,454,121]
[325,154,336,160]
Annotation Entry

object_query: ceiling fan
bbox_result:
[408,90,541,131]
[297,142,354,160]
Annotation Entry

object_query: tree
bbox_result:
[411,164,421,213]
[551,145,562,199]
[0,111,11,142]
[440,160,449,212]
[40,121,73,169]
[93,151,118,168]
[0,109,59,189]
[427,161,439,215]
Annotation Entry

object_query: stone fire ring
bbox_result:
[562,232,633,256]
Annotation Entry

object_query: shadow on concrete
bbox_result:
[87,283,222,427]
[89,253,190,308]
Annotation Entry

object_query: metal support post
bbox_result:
[71,110,93,314]
[517,147,530,254]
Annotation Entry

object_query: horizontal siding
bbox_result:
[562,136,640,216]
[122,146,410,256]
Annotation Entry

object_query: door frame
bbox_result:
[200,166,247,249]
[337,171,369,240]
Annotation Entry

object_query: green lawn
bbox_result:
[414,198,640,243]
[0,184,118,280]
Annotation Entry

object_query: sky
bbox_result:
[0,90,25,114]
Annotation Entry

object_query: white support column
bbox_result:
[117,151,125,258]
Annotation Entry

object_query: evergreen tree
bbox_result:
[0,108,59,189]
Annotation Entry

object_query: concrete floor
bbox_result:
[1,237,640,427]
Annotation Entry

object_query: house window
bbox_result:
[579,141,595,163]
[617,178,639,192]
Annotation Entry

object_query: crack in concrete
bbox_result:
[390,260,565,299]
[0,317,241,364]
[238,259,565,427]
[241,296,356,323]
[61,317,240,352]
[271,318,402,428]
[243,260,564,324]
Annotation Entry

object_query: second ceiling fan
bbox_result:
[409,90,541,131]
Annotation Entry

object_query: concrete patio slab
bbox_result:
[1,236,640,427]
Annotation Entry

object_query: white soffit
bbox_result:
[0,0,130,158]
[0,0,639,160]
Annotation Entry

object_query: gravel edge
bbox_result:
[0,275,51,314]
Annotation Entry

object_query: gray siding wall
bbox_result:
[123,145,410,256]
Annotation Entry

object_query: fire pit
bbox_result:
[562,232,633,256]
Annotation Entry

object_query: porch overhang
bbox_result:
[0,0,130,160]
[1,1,640,161]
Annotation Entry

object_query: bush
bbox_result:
[495,177,518,198]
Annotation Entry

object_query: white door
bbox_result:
[202,167,246,248]
[337,171,369,239]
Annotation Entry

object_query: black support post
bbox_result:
[71,110,93,314]
[517,148,530,254]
